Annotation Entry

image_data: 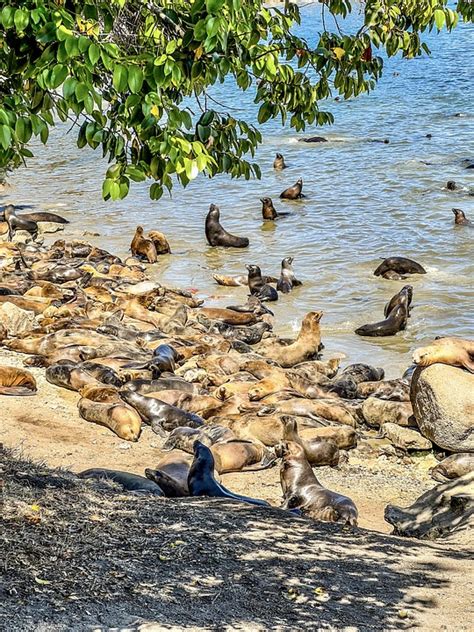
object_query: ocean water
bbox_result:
[4,4,474,377]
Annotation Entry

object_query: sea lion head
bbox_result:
[192,440,215,467]
[452,208,466,223]
[282,256,294,268]
[446,181,457,191]
[301,310,323,332]
[162,427,199,452]
[276,153,283,160]
[260,197,272,206]
[3,204,16,219]
[246,264,262,277]
[135,225,144,235]
[296,178,303,186]
[278,440,305,459]
[412,345,432,367]
[208,204,220,219]
[401,285,413,301]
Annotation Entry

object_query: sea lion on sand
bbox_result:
[413,337,474,372]
[279,441,358,525]
[205,204,249,248]
[259,399,357,427]
[277,256,302,293]
[247,265,278,302]
[280,416,339,467]
[0,366,37,396]
[163,425,235,452]
[430,454,474,482]
[46,363,104,392]
[280,178,303,200]
[197,308,258,326]
[79,384,120,402]
[145,450,194,497]
[355,294,409,337]
[259,311,322,367]
[260,197,290,220]
[78,398,142,441]
[384,285,413,318]
[299,425,357,450]
[188,441,270,506]
[211,441,276,474]
[126,377,202,394]
[3,204,38,241]
[373,257,426,277]
[145,468,188,497]
[273,153,286,170]
[130,226,158,263]
[452,208,471,225]
[78,469,163,495]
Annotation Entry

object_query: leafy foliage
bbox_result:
[0,0,472,200]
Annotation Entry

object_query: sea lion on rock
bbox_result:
[373,257,426,277]
[357,379,410,401]
[355,293,409,337]
[3,204,38,241]
[259,311,323,367]
[280,178,303,200]
[279,441,358,525]
[273,153,286,170]
[130,226,158,263]
[277,256,302,294]
[188,441,270,506]
[412,337,474,373]
[0,366,37,396]
[342,363,385,383]
[78,469,164,495]
[430,454,474,482]
[280,416,340,467]
[247,265,278,302]
[452,208,471,225]
[78,398,142,441]
[205,204,249,248]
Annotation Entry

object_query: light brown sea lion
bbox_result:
[299,425,357,450]
[4,330,114,356]
[292,356,343,380]
[205,204,249,248]
[148,230,171,254]
[217,414,285,446]
[413,337,474,373]
[0,366,37,396]
[259,311,323,367]
[430,454,474,482]
[78,398,142,441]
[273,152,286,170]
[280,416,339,466]
[210,442,276,474]
[279,441,358,525]
[0,295,55,314]
[45,363,108,392]
[280,178,303,200]
[259,399,357,427]
[130,226,158,263]
[212,274,247,287]
[162,425,236,452]
[452,208,471,225]
[197,308,258,326]
[79,384,121,402]
[144,450,194,496]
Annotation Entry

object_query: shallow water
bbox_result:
[4,5,474,377]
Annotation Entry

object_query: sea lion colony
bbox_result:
[1,164,473,527]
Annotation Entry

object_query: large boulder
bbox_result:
[0,302,37,337]
[411,365,474,452]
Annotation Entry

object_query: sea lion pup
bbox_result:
[373,256,426,277]
[247,265,278,302]
[280,416,339,467]
[384,285,413,318]
[163,425,235,452]
[126,377,202,395]
[279,441,358,526]
[277,256,302,294]
[412,337,474,372]
[3,204,38,241]
[342,363,385,384]
[273,152,286,170]
[119,389,204,436]
[188,441,270,507]
[280,178,303,200]
[355,293,409,337]
[79,384,120,403]
[130,226,158,263]
[292,356,342,380]
[259,311,323,368]
[260,197,290,221]
[148,230,171,254]
[205,204,249,248]
[430,453,474,482]
[78,469,164,495]
[0,366,37,396]
[452,208,471,225]
[78,398,142,441]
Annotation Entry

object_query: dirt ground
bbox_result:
[1,346,473,631]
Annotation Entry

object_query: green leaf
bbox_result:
[109,181,121,200]
[15,118,32,144]
[50,64,68,89]
[88,43,100,66]
[0,125,12,150]
[75,83,90,103]
[206,0,225,13]
[113,65,128,92]
[434,9,446,30]
[150,183,163,200]
[62,77,78,99]
[128,67,144,94]
[1,6,15,28]
[14,8,29,32]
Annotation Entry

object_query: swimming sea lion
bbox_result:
[188,441,270,506]
[299,136,327,143]
[273,153,286,170]
[3,204,38,241]
[260,197,290,221]
[373,257,426,277]
[279,441,358,525]
[280,416,340,467]
[205,204,249,248]
[78,468,164,495]
[412,337,474,372]
[355,293,409,337]
[384,285,413,318]
[0,366,37,396]
[130,226,158,263]
[280,178,303,200]
[430,454,474,482]
[276,256,302,293]
[452,208,471,225]
[446,181,457,191]
[247,265,278,302]
[78,398,142,441]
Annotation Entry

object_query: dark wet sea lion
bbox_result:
[273,152,286,170]
[412,337,474,372]
[188,441,270,507]
[78,468,164,495]
[430,454,474,482]
[355,294,409,337]
[280,178,303,200]
[145,468,188,497]
[119,389,204,436]
[446,181,457,191]
[452,208,471,225]
[4,205,38,241]
[260,197,290,221]
[130,226,158,263]
[277,256,302,294]
[22,211,69,224]
[226,295,275,316]
[208,321,271,345]
[46,363,104,392]
[373,257,426,277]
[78,398,142,441]
[342,363,385,383]
[299,136,328,143]
[0,366,37,396]
[247,265,278,302]
[205,204,249,248]
[279,441,358,525]
[384,285,413,318]
[280,416,339,467]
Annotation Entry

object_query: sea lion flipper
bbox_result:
[0,386,36,396]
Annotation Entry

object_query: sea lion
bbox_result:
[188,441,270,506]
[3,204,38,241]
[205,204,249,248]
[279,441,358,525]
[259,311,323,367]
[125,377,202,395]
[452,208,471,225]
[260,197,290,220]
[412,337,474,372]
[22,211,69,224]
[126,344,178,377]
[145,450,194,497]
[273,153,286,170]
[145,468,188,497]
[299,425,357,450]
[357,379,410,401]
[207,321,272,345]
[446,181,457,191]
[276,256,302,293]
[119,389,204,436]
[299,136,327,143]
[0,366,37,396]
[430,454,474,482]
[280,178,303,200]
[197,308,258,326]
[342,363,385,384]
[162,425,235,452]
[77,398,142,441]
[79,384,120,402]
[247,265,278,302]
[292,357,342,380]
[280,416,340,467]
[373,257,426,277]
[384,285,413,318]
[78,469,164,495]
[355,294,409,337]
[212,274,247,286]
[210,441,276,474]
[46,363,104,392]
[130,226,158,263]
[148,230,171,254]
[259,399,357,427]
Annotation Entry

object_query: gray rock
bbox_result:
[362,397,414,428]
[382,422,432,451]
[0,302,37,337]
[411,365,474,452]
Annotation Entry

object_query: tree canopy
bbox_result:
[0,0,473,200]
